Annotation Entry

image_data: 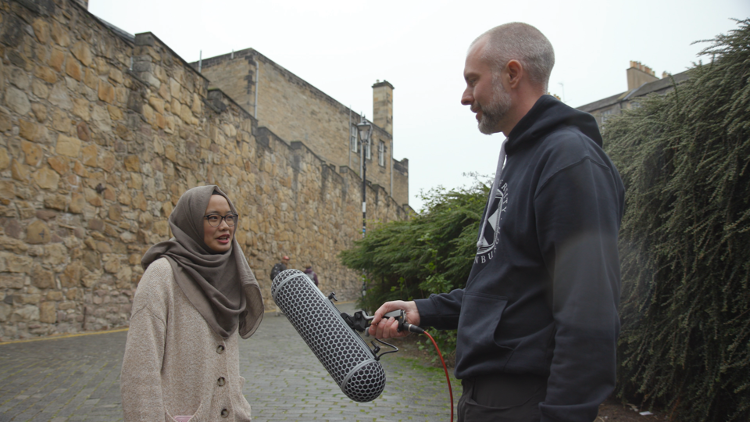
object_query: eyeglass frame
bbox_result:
[203,213,239,227]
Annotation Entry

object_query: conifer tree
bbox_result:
[605,19,750,422]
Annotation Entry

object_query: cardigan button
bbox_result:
[220,408,229,418]
[217,345,225,354]
[217,377,226,387]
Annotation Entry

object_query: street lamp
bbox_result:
[357,114,373,238]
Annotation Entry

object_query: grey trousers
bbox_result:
[457,373,547,422]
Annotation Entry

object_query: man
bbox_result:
[303,265,319,288]
[270,255,289,281]
[370,23,624,422]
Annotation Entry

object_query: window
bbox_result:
[600,108,617,125]
[350,125,358,153]
[378,141,385,167]
[365,139,371,160]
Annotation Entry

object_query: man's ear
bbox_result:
[505,59,523,89]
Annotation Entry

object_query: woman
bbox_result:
[121,185,264,422]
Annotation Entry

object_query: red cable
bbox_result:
[424,331,454,422]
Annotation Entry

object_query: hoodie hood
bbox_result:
[506,95,602,155]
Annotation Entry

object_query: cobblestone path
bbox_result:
[0,302,459,421]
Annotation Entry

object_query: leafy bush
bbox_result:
[605,19,750,422]
[339,176,489,352]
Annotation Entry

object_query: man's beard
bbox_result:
[477,79,511,135]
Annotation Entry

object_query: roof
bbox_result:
[577,69,691,113]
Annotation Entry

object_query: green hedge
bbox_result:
[604,19,750,422]
[339,178,489,351]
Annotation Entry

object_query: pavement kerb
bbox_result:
[0,301,358,346]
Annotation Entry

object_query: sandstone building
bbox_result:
[0,0,412,340]
[577,60,690,128]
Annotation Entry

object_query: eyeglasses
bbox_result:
[204,213,239,227]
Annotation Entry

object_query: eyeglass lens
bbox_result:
[206,214,237,227]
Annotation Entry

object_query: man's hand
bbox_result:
[368,301,420,339]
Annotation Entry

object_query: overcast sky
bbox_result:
[89,1,749,211]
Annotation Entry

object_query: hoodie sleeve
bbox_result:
[414,289,464,330]
[534,153,623,422]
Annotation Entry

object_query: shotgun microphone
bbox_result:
[271,269,386,402]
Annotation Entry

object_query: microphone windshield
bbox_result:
[271,269,386,402]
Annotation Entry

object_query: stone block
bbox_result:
[47,290,64,301]
[99,150,115,172]
[48,48,65,72]
[11,159,30,181]
[103,254,121,274]
[0,148,8,171]
[107,104,123,121]
[56,134,81,157]
[13,305,39,322]
[59,299,76,308]
[0,113,12,132]
[6,253,33,272]
[31,78,49,99]
[97,80,115,104]
[180,105,194,124]
[25,220,50,246]
[34,65,57,84]
[52,108,71,132]
[0,274,25,289]
[115,266,132,289]
[65,56,82,81]
[31,264,55,289]
[0,303,11,322]
[69,192,85,214]
[48,83,72,110]
[164,144,177,163]
[19,119,38,141]
[9,67,30,90]
[92,105,112,133]
[43,193,67,210]
[124,155,140,172]
[50,20,70,47]
[5,86,31,115]
[81,144,97,166]
[71,41,93,67]
[39,302,56,323]
[149,96,165,114]
[60,261,81,287]
[35,209,57,221]
[31,103,47,122]
[0,236,28,253]
[44,243,67,266]
[72,98,90,121]
[21,140,42,166]
[47,155,69,175]
[84,68,98,89]
[32,167,60,190]
[109,68,123,84]
[32,18,49,44]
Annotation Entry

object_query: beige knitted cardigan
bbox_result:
[121,258,255,421]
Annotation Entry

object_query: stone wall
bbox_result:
[0,0,410,341]
[198,50,410,207]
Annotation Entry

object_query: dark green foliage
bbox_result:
[339,177,489,352]
[605,19,750,422]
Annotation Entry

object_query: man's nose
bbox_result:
[461,88,473,106]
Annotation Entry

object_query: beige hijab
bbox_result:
[142,185,263,339]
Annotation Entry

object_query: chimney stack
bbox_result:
[626,60,659,91]
[372,80,394,135]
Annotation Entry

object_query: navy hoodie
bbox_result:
[415,95,624,421]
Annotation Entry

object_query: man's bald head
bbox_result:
[470,23,555,92]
